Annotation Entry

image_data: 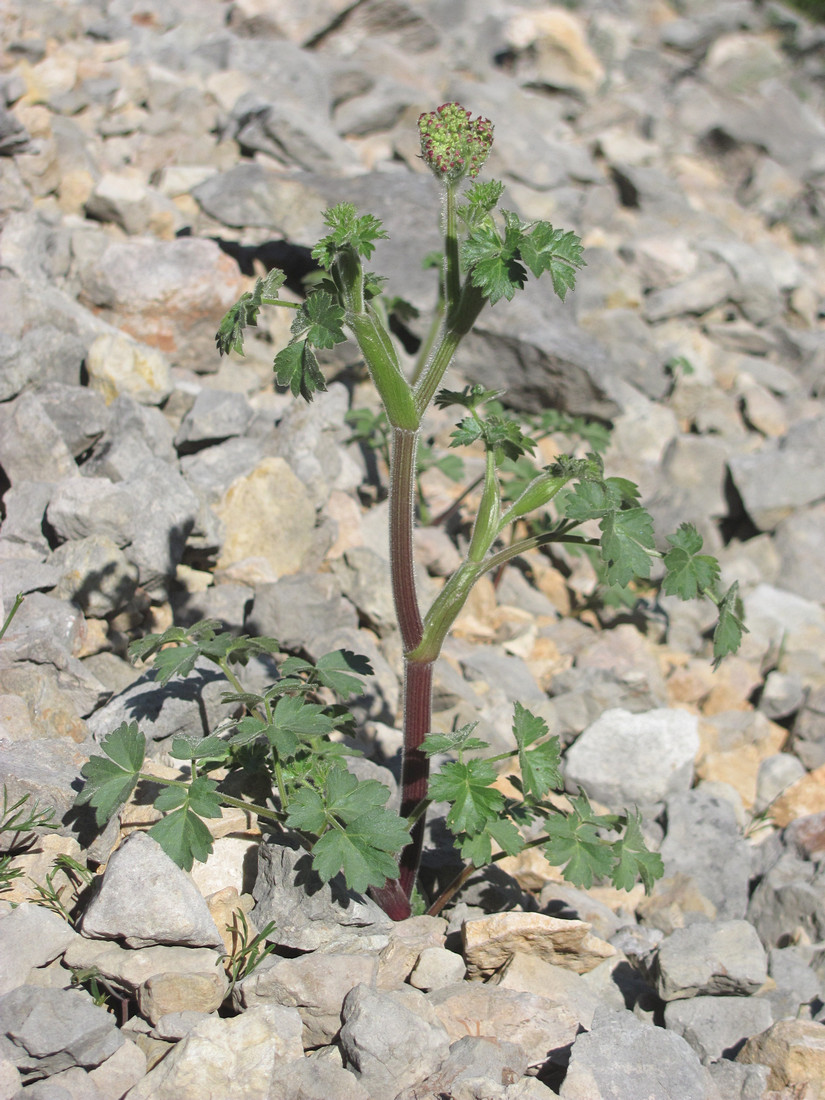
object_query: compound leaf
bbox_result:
[148,805,214,871]
[76,723,145,827]
[663,523,721,600]
[314,650,374,697]
[429,758,503,836]
[712,582,747,668]
[519,223,584,301]
[216,269,287,356]
[274,340,327,401]
[611,812,663,894]
[512,703,562,799]
[600,507,655,587]
[311,810,407,894]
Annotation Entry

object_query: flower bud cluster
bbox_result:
[418,103,494,185]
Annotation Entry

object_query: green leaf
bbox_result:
[429,758,504,836]
[148,805,215,871]
[273,340,327,401]
[311,808,408,894]
[311,203,388,268]
[458,179,506,228]
[168,736,229,763]
[712,582,747,668]
[518,223,585,302]
[662,524,721,600]
[512,703,562,799]
[270,695,337,739]
[543,807,615,890]
[284,785,327,833]
[611,812,663,894]
[292,291,346,350]
[434,384,502,412]
[421,724,489,757]
[314,650,374,697]
[215,269,287,357]
[150,644,200,686]
[487,816,525,857]
[75,723,145,827]
[462,214,527,305]
[600,507,656,587]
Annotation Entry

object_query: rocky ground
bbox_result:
[1,0,825,1097]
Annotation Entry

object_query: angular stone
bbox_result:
[123,1003,303,1100]
[85,332,173,407]
[337,983,449,1100]
[408,946,467,993]
[560,1007,716,1100]
[656,920,768,1001]
[729,417,825,531]
[428,983,579,1070]
[375,915,448,990]
[0,904,79,997]
[50,535,139,618]
[664,995,774,1064]
[0,985,123,1077]
[737,1018,825,1094]
[491,952,600,1030]
[0,391,76,485]
[251,837,391,953]
[62,939,224,997]
[174,388,254,450]
[269,1054,371,1100]
[77,236,244,372]
[137,969,227,1027]
[659,788,751,921]
[213,457,318,577]
[563,707,699,811]
[463,912,616,979]
[397,1034,528,1100]
[80,832,223,949]
[747,852,825,948]
[236,951,377,1047]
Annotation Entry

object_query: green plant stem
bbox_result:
[390,428,424,653]
[444,183,460,307]
[137,773,285,827]
[0,593,24,643]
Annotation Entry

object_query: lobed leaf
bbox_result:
[75,723,145,828]
[663,523,721,600]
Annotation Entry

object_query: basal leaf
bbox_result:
[314,650,374,697]
[150,644,200,686]
[148,806,214,871]
[311,816,403,894]
[284,786,327,834]
[75,723,145,827]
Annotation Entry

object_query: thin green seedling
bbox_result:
[76,104,746,922]
[220,908,279,997]
[29,853,94,927]
[0,592,23,643]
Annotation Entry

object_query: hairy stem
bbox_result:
[390,427,423,653]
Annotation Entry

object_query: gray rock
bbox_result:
[33,382,111,458]
[85,655,235,747]
[456,285,622,423]
[0,1053,20,1100]
[773,502,825,603]
[642,264,735,323]
[0,391,77,485]
[702,238,784,324]
[793,686,825,771]
[656,921,768,1001]
[232,97,359,173]
[754,753,807,814]
[329,548,397,637]
[174,389,254,451]
[748,851,825,947]
[728,416,825,531]
[84,396,177,480]
[251,836,392,953]
[235,951,378,1047]
[664,995,773,1063]
[0,904,79,997]
[339,983,450,1100]
[79,832,223,949]
[0,985,123,1078]
[49,536,139,618]
[659,788,751,921]
[245,573,358,654]
[269,1054,371,1100]
[123,1002,303,1100]
[759,673,807,723]
[563,707,699,812]
[179,436,267,504]
[766,945,823,1020]
[559,1007,718,1100]
[706,1059,771,1100]
[397,1035,528,1100]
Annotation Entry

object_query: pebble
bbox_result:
[1,0,825,1095]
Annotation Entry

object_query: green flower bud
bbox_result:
[418,103,494,185]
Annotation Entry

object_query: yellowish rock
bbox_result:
[138,969,228,1026]
[697,711,787,809]
[505,8,605,96]
[462,911,616,978]
[771,764,825,828]
[214,457,316,577]
[85,332,172,406]
[737,1019,825,1093]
